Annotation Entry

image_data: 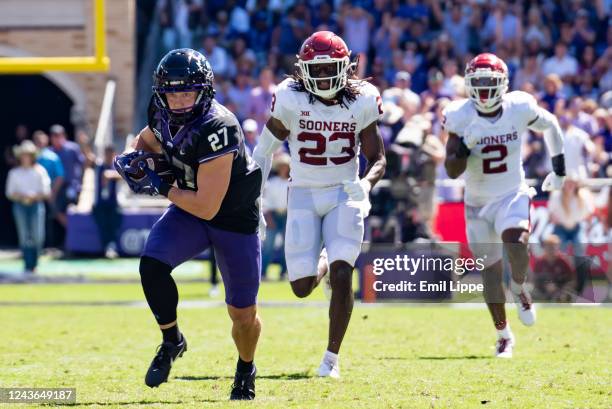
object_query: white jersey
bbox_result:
[271,78,383,187]
[443,91,542,206]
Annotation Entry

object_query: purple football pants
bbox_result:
[142,205,261,308]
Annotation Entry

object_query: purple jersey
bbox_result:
[148,97,262,234]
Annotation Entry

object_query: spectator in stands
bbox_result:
[578,45,597,76]
[570,98,599,136]
[275,4,311,74]
[247,68,276,132]
[382,71,420,113]
[32,131,64,248]
[420,69,445,101]
[396,0,429,23]
[570,9,596,58]
[6,140,50,274]
[200,34,231,78]
[228,0,250,36]
[548,175,594,296]
[593,108,612,153]
[49,124,84,233]
[533,235,575,302]
[437,2,470,57]
[559,114,595,179]
[227,72,253,122]
[249,10,274,67]
[523,5,551,50]
[513,54,543,91]
[482,0,522,51]
[262,153,290,280]
[466,4,484,55]
[542,43,578,85]
[539,74,565,113]
[76,130,96,169]
[439,58,464,98]
[312,1,338,33]
[242,119,259,155]
[92,145,122,259]
[158,0,200,51]
[372,12,397,65]
[339,4,373,59]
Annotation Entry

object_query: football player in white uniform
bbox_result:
[253,31,386,377]
[444,53,566,358]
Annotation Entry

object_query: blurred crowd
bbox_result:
[5,124,120,272]
[138,1,612,244]
[5,1,612,288]
[140,0,612,272]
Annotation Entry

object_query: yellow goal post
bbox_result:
[0,0,110,73]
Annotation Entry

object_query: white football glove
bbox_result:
[343,179,372,217]
[343,179,371,201]
[542,172,565,192]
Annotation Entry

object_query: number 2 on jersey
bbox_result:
[481,144,508,174]
[208,127,228,152]
[297,131,356,166]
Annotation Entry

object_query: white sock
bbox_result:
[497,323,512,339]
[324,350,338,364]
[510,280,524,295]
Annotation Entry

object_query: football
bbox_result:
[129,152,176,184]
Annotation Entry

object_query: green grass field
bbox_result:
[1,278,610,408]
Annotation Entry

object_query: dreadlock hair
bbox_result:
[288,56,371,109]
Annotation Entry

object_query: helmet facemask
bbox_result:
[153,83,214,125]
[296,56,354,99]
[465,69,508,113]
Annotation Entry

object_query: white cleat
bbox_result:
[495,335,515,358]
[317,357,340,378]
[516,291,536,327]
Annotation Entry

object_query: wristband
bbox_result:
[551,154,566,177]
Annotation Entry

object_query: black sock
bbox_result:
[237,357,253,374]
[161,324,181,344]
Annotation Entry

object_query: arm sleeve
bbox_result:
[252,126,283,185]
[525,97,564,156]
[196,118,241,164]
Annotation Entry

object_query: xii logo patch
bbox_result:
[301,111,310,117]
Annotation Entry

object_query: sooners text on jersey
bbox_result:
[271,78,383,188]
[443,91,541,206]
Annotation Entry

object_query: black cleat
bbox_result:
[230,365,256,400]
[144,335,187,388]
